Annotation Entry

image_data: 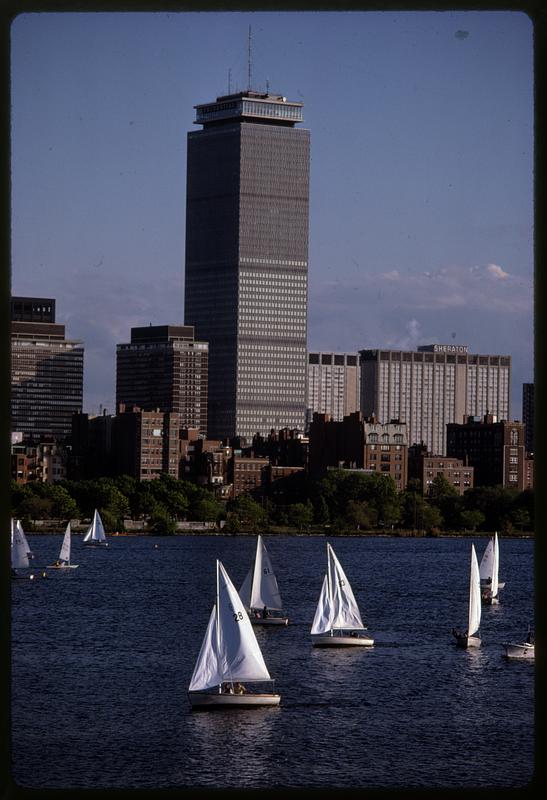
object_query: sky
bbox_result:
[10,10,534,419]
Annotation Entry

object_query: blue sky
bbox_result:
[10,11,533,418]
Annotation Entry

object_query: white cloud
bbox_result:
[486,263,510,280]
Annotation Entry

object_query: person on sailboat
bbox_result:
[262,605,269,619]
[234,683,246,695]
[221,682,234,695]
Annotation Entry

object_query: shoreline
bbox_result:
[24,527,534,539]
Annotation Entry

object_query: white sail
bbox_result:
[189,561,271,692]
[311,575,332,634]
[468,544,481,637]
[11,518,30,569]
[83,509,106,542]
[491,532,499,598]
[327,543,365,631]
[249,535,283,611]
[16,519,33,557]
[59,522,72,564]
[479,537,495,582]
[238,568,253,607]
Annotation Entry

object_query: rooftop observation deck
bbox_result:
[194,90,304,127]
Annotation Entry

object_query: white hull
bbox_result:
[312,633,374,647]
[83,541,108,547]
[250,616,289,626]
[454,633,481,649]
[188,692,281,709]
[47,564,79,569]
[503,642,534,660]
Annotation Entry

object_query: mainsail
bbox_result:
[59,522,72,564]
[11,518,30,569]
[189,561,272,692]
[240,535,283,611]
[479,536,495,583]
[468,545,482,637]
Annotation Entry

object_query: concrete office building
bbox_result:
[116,325,208,435]
[307,352,360,425]
[184,89,309,440]
[11,296,84,442]
[359,343,511,455]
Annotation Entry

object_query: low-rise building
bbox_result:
[446,414,526,490]
[408,443,474,495]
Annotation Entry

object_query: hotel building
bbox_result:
[359,343,511,454]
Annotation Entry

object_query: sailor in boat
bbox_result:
[221,682,234,695]
[234,683,246,695]
[451,627,463,641]
[262,605,270,619]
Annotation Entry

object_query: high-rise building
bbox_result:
[522,382,534,454]
[116,325,208,434]
[184,90,310,440]
[11,296,84,442]
[307,352,360,425]
[359,343,511,455]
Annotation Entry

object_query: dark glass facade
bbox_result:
[184,91,309,440]
[116,325,208,434]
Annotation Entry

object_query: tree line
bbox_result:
[10,470,533,535]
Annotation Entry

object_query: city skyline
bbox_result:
[10,11,533,419]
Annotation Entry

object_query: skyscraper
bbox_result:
[11,296,84,443]
[360,343,511,455]
[184,90,310,440]
[522,382,534,454]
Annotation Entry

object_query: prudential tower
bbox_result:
[184,89,310,440]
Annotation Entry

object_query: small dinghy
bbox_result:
[311,542,374,647]
[503,627,534,660]
[82,510,108,546]
[452,544,481,648]
[479,532,504,604]
[10,519,38,580]
[188,560,281,709]
[48,523,79,569]
[239,535,288,625]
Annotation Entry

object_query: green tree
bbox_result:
[459,509,485,532]
[227,495,267,532]
[288,501,314,531]
[148,506,177,535]
[510,507,531,532]
[344,500,377,530]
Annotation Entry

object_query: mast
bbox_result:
[216,559,221,692]
[327,543,334,636]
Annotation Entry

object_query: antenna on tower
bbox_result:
[247,24,252,91]
[266,78,269,94]
[228,68,232,94]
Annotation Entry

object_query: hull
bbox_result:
[251,616,289,626]
[454,633,481,649]
[47,564,79,569]
[83,541,108,547]
[312,633,374,647]
[188,692,281,709]
[503,643,534,660]
[481,593,499,605]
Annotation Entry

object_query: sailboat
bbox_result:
[82,509,108,546]
[188,560,281,708]
[479,532,504,604]
[48,522,79,569]
[311,542,374,647]
[452,544,481,648]
[11,518,34,580]
[15,519,34,559]
[239,535,289,625]
[503,626,534,660]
